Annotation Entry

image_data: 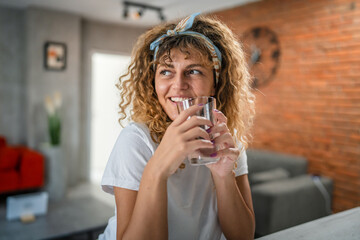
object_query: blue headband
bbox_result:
[150,12,222,84]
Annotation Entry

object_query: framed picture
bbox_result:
[44,41,67,71]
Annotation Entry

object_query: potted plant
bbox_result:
[44,92,62,146]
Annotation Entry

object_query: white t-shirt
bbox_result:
[99,122,248,240]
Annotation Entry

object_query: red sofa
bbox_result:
[0,136,44,194]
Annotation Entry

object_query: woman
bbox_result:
[99,13,255,240]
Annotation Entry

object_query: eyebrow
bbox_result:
[157,63,206,69]
[186,64,205,69]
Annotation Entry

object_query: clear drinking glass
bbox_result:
[177,96,220,165]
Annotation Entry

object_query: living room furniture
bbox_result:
[247,149,333,237]
[0,136,44,194]
[0,184,114,240]
[257,207,360,240]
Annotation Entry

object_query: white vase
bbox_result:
[39,143,67,200]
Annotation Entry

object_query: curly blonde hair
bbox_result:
[117,14,255,149]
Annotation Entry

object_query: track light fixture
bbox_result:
[123,1,166,22]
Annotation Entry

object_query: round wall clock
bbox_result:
[241,26,281,88]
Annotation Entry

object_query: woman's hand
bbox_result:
[206,109,240,178]
[150,104,214,178]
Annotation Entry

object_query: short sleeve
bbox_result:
[233,142,248,177]
[101,123,154,195]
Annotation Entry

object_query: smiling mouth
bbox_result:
[169,97,192,103]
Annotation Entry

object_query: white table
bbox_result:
[257,207,360,240]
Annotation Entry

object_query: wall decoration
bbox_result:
[44,41,67,71]
[241,27,281,88]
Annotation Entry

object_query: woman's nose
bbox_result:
[172,73,188,90]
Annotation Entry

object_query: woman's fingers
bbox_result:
[213,109,227,124]
[182,126,212,141]
[213,132,235,149]
[215,147,240,161]
[208,110,234,150]
[208,110,230,142]
[180,115,212,133]
[206,147,239,176]
[186,139,214,154]
[176,138,214,156]
[173,104,205,126]
[208,122,229,137]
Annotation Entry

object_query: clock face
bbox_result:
[241,27,281,88]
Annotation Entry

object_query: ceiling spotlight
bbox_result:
[138,8,144,17]
[122,1,165,22]
[131,8,143,20]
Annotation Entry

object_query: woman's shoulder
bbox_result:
[117,122,157,151]
[122,122,150,139]
[128,121,149,132]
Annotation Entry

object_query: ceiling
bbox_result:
[0,0,259,27]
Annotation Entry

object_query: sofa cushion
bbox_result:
[251,175,333,236]
[250,167,290,185]
[0,136,6,148]
[0,147,20,170]
[19,150,44,189]
[247,149,308,177]
[0,170,20,192]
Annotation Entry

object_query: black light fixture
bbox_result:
[123,1,166,22]
[159,11,165,21]
[137,8,144,17]
[123,7,128,18]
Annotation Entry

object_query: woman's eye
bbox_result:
[188,69,201,75]
[160,70,171,76]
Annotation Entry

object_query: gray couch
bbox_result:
[246,149,333,237]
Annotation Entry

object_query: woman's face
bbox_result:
[155,48,215,121]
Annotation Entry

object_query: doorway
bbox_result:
[90,52,131,184]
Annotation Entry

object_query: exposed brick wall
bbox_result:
[213,0,360,212]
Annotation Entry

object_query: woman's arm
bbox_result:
[207,109,255,239]
[118,164,169,240]
[212,173,255,240]
[114,104,214,240]
[114,187,137,239]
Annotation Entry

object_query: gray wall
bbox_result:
[0,7,26,145]
[80,20,147,180]
[0,5,147,185]
[25,7,81,186]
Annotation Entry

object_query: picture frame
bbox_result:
[44,41,67,71]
